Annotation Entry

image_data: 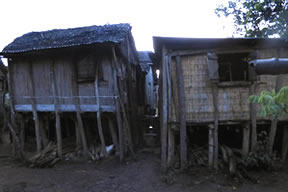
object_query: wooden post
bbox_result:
[242,122,250,159]
[95,62,107,157]
[72,60,88,158]
[211,83,219,169]
[112,48,124,161]
[268,75,283,153]
[249,83,257,152]
[20,114,25,152]
[39,115,48,148]
[208,124,214,167]
[175,55,187,170]
[112,47,135,159]
[50,60,63,158]
[160,47,168,171]
[28,62,41,153]
[75,119,82,149]
[167,125,175,167]
[108,117,119,152]
[281,126,288,162]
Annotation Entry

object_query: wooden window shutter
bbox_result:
[207,52,219,81]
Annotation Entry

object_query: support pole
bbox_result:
[28,62,41,153]
[72,60,88,158]
[160,47,168,171]
[95,62,107,157]
[282,126,288,162]
[108,117,119,152]
[208,124,214,167]
[51,60,62,158]
[249,83,257,152]
[167,125,175,167]
[211,83,219,169]
[175,55,187,170]
[242,122,250,159]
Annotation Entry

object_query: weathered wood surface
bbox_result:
[72,60,88,158]
[242,122,250,159]
[95,62,107,157]
[211,83,219,169]
[175,55,187,170]
[160,46,168,171]
[51,60,62,157]
[28,62,41,153]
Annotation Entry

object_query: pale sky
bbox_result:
[0,0,234,52]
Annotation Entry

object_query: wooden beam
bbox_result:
[167,125,175,168]
[160,47,168,171]
[175,55,187,170]
[51,59,62,157]
[95,62,107,157]
[211,83,219,169]
[72,60,88,158]
[28,62,41,153]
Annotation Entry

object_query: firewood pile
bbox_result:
[26,142,114,168]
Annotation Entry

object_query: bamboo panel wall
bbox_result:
[169,48,288,124]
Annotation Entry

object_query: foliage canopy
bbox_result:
[215,0,288,38]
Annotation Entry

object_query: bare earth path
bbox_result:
[1,145,288,192]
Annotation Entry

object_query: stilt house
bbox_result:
[1,23,139,160]
[153,37,288,170]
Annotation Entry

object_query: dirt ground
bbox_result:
[1,144,288,192]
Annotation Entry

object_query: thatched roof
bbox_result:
[138,51,153,73]
[2,23,132,54]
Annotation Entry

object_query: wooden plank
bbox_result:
[211,83,219,169]
[28,61,41,153]
[175,55,187,170]
[72,60,88,158]
[242,122,250,159]
[161,47,168,171]
[14,104,116,112]
[50,60,62,157]
[95,62,107,157]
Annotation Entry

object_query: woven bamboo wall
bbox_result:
[169,48,288,123]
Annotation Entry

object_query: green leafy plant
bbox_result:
[248,86,288,119]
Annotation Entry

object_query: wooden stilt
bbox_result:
[108,117,119,152]
[75,119,82,149]
[211,83,219,170]
[167,125,175,168]
[28,62,41,153]
[282,126,288,162]
[175,55,187,170]
[95,62,107,157]
[20,114,25,152]
[242,122,250,159]
[39,115,48,148]
[50,60,62,158]
[160,47,168,171]
[249,83,257,152]
[208,124,214,168]
[72,60,88,158]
